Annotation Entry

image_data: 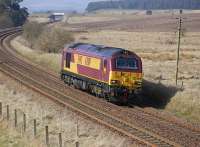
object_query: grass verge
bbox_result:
[0,122,27,147]
[11,36,61,73]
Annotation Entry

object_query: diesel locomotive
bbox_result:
[60,43,143,103]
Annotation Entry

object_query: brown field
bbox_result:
[64,11,200,32]
[12,10,200,122]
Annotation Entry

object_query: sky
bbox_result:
[21,0,101,12]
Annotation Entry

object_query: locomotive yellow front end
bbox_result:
[108,51,143,102]
[109,71,143,92]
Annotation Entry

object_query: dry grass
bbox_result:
[0,123,25,147]
[76,31,200,52]
[35,27,74,53]
[23,22,74,53]
[10,12,200,123]
[139,79,200,122]
[75,30,200,122]
[76,30,200,61]
[68,15,119,24]
[11,36,61,73]
[28,13,49,23]
[0,73,136,147]
[0,122,42,147]
[23,22,45,48]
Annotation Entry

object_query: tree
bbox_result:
[0,0,28,27]
[86,0,200,11]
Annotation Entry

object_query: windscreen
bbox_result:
[116,57,138,70]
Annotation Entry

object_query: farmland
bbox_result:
[0,9,198,147]
[21,10,200,122]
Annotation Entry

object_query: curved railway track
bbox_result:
[0,28,200,147]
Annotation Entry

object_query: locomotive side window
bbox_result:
[66,53,71,68]
[116,57,138,70]
[104,60,107,68]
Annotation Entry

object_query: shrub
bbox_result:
[22,22,74,53]
[23,21,44,48]
[165,39,176,45]
[36,27,74,53]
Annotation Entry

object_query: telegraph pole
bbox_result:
[176,17,182,86]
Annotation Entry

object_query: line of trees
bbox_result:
[0,0,28,28]
[86,0,200,12]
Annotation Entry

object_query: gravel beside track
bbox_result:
[0,28,200,147]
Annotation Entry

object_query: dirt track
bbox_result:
[69,13,200,32]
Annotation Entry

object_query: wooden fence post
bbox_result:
[0,102,2,117]
[76,141,79,147]
[23,113,26,132]
[6,105,9,120]
[45,126,50,147]
[14,109,17,127]
[59,133,62,147]
[34,119,37,138]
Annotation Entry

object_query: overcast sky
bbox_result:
[21,0,100,12]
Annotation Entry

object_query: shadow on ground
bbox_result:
[129,79,180,109]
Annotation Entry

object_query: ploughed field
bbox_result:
[65,12,200,32]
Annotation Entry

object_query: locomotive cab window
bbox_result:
[103,60,107,73]
[66,53,71,68]
[116,57,138,70]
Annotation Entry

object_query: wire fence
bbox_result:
[0,102,80,147]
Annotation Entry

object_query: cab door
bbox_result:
[65,53,71,68]
[102,59,109,82]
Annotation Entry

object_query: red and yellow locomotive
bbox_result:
[61,43,143,103]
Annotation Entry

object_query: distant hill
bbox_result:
[86,0,200,12]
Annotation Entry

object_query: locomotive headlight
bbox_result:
[111,80,119,84]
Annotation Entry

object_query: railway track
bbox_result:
[0,28,176,147]
[0,28,199,146]
[5,31,200,135]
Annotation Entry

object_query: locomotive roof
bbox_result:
[67,43,125,57]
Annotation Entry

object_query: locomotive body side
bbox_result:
[61,43,143,103]
[61,49,110,83]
